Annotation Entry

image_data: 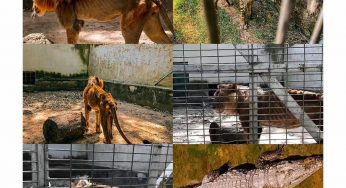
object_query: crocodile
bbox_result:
[183,150,322,188]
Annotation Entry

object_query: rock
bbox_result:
[23,33,54,44]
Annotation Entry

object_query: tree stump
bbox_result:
[43,112,87,143]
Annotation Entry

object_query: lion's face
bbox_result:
[32,0,55,17]
[99,93,118,143]
[212,84,238,114]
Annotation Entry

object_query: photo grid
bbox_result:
[23,0,323,187]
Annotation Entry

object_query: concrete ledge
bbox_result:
[23,80,87,92]
[104,82,172,113]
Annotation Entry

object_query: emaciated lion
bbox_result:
[31,0,172,44]
[82,76,132,144]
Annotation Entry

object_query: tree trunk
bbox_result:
[43,112,87,143]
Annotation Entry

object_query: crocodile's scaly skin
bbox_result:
[196,155,322,188]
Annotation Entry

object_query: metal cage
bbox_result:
[173,44,323,144]
[23,144,173,188]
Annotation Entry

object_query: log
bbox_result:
[43,112,87,143]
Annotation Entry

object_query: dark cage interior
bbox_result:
[173,44,323,144]
[23,144,173,188]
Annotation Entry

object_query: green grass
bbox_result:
[174,0,207,43]
[174,0,321,44]
[218,9,241,43]
[174,0,241,43]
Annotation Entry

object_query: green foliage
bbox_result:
[174,0,241,43]
[174,0,207,43]
[218,9,241,43]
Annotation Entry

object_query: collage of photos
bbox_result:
[23,0,323,187]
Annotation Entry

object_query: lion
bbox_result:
[212,83,323,141]
[82,76,132,144]
[31,0,172,44]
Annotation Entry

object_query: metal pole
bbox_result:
[275,0,295,44]
[203,0,220,43]
[310,7,323,44]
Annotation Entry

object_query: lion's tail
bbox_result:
[112,109,133,144]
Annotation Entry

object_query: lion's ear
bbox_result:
[98,79,104,88]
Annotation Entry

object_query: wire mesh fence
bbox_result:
[23,144,173,188]
[173,44,323,144]
[23,145,40,187]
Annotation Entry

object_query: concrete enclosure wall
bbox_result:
[89,45,172,88]
[23,44,88,76]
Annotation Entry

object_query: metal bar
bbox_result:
[151,0,175,35]
[202,0,220,43]
[36,144,45,187]
[44,144,49,187]
[173,63,322,73]
[148,145,163,188]
[154,71,172,86]
[31,145,38,187]
[249,45,259,144]
[275,0,295,44]
[259,75,323,142]
[310,7,323,44]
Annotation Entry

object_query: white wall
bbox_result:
[89,45,172,87]
[23,44,87,76]
[173,44,249,83]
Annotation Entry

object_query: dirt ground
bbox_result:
[215,1,312,43]
[216,1,257,43]
[23,12,173,44]
[23,91,172,144]
[173,106,316,144]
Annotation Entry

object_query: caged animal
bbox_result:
[212,83,323,140]
[31,0,172,44]
[82,76,132,144]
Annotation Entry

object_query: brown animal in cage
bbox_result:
[83,76,132,144]
[212,83,323,139]
[31,0,171,44]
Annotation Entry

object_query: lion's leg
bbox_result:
[239,0,248,29]
[85,105,91,132]
[121,2,152,44]
[66,28,80,44]
[247,1,253,19]
[101,122,111,144]
[143,6,172,44]
[95,110,102,134]
[120,14,144,44]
